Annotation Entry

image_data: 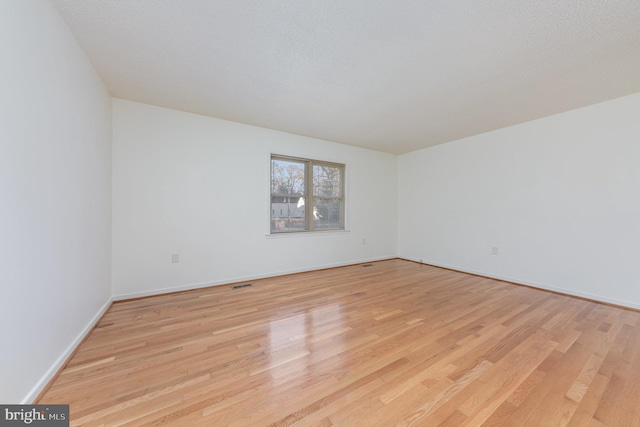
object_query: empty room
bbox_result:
[2,0,640,425]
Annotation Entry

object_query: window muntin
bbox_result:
[271,155,345,233]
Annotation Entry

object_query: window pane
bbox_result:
[271,155,345,233]
[313,164,342,197]
[271,159,305,195]
[313,198,343,230]
[271,195,306,232]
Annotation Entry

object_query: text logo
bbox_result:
[0,405,69,427]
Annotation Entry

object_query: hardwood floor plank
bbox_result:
[36,259,640,426]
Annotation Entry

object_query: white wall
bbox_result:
[0,1,112,403]
[112,99,397,298]
[398,93,640,308]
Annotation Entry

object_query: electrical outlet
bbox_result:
[491,247,498,255]
[362,238,366,245]
[171,253,180,263]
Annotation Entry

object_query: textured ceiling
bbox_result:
[51,0,640,154]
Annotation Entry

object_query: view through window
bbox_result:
[270,155,345,233]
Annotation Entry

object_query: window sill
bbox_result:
[265,229,351,238]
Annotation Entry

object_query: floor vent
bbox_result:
[362,264,373,267]
[232,284,252,289]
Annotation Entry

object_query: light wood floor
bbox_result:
[38,259,640,426]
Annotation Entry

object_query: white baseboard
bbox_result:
[400,256,640,311]
[24,297,113,404]
[113,255,397,301]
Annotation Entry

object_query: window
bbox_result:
[270,155,345,233]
